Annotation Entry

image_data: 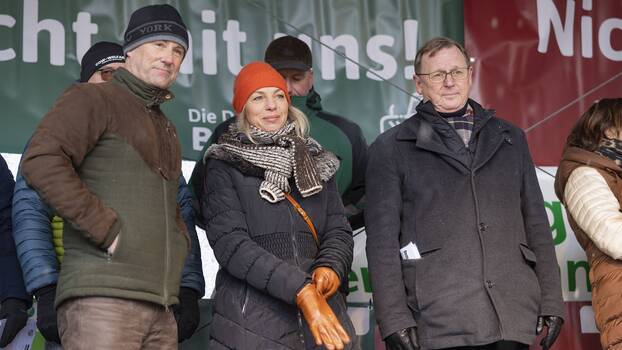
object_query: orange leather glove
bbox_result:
[312,267,341,299]
[296,283,350,350]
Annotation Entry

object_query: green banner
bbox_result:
[0,0,463,161]
[1,1,463,348]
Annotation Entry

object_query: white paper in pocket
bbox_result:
[399,241,421,260]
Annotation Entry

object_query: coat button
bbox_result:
[486,280,495,288]
[479,222,487,231]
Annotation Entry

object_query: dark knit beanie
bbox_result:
[123,4,188,55]
[79,41,125,82]
[264,36,312,71]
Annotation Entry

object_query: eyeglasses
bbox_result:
[417,67,470,83]
[98,67,118,82]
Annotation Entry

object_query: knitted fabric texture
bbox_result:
[232,61,290,114]
[79,41,125,82]
[123,4,188,54]
[205,121,339,203]
[596,138,622,167]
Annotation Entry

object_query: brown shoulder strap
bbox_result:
[284,193,319,246]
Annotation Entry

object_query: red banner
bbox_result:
[465,1,622,349]
[465,0,622,166]
[539,302,601,350]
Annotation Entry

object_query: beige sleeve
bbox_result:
[564,166,622,259]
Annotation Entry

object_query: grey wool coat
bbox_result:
[365,99,564,349]
[201,154,357,350]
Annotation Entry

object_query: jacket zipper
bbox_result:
[241,286,249,317]
[162,179,170,309]
[148,106,171,309]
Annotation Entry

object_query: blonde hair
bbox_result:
[237,105,309,143]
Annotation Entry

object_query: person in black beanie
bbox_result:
[12,40,126,348]
[13,34,204,347]
[79,41,125,83]
[20,4,199,349]
[122,4,188,55]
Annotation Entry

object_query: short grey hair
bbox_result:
[414,37,470,74]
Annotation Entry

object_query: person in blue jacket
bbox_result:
[12,41,205,345]
[0,155,31,348]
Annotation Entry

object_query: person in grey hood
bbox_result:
[365,37,565,350]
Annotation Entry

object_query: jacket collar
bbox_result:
[396,99,511,171]
[112,68,174,107]
[561,146,622,173]
[555,146,622,203]
[396,99,497,139]
[304,87,323,111]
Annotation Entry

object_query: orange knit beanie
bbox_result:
[232,61,290,114]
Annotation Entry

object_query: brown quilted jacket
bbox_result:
[555,146,622,349]
[21,68,189,307]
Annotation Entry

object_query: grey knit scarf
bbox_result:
[205,121,340,203]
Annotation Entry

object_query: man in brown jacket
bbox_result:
[21,4,191,349]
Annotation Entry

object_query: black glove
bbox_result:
[385,327,420,350]
[0,298,29,347]
[536,315,563,350]
[34,285,61,344]
[172,287,200,342]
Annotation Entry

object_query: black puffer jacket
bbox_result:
[202,155,356,349]
[0,155,30,305]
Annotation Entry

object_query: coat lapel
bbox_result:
[395,100,512,173]
[471,118,510,172]
[396,115,471,173]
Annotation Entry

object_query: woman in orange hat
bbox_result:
[200,61,357,350]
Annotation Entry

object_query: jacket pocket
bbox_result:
[106,226,124,260]
[401,246,442,313]
[519,243,537,268]
[402,260,419,312]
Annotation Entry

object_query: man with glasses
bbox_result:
[17,5,203,348]
[365,37,565,350]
